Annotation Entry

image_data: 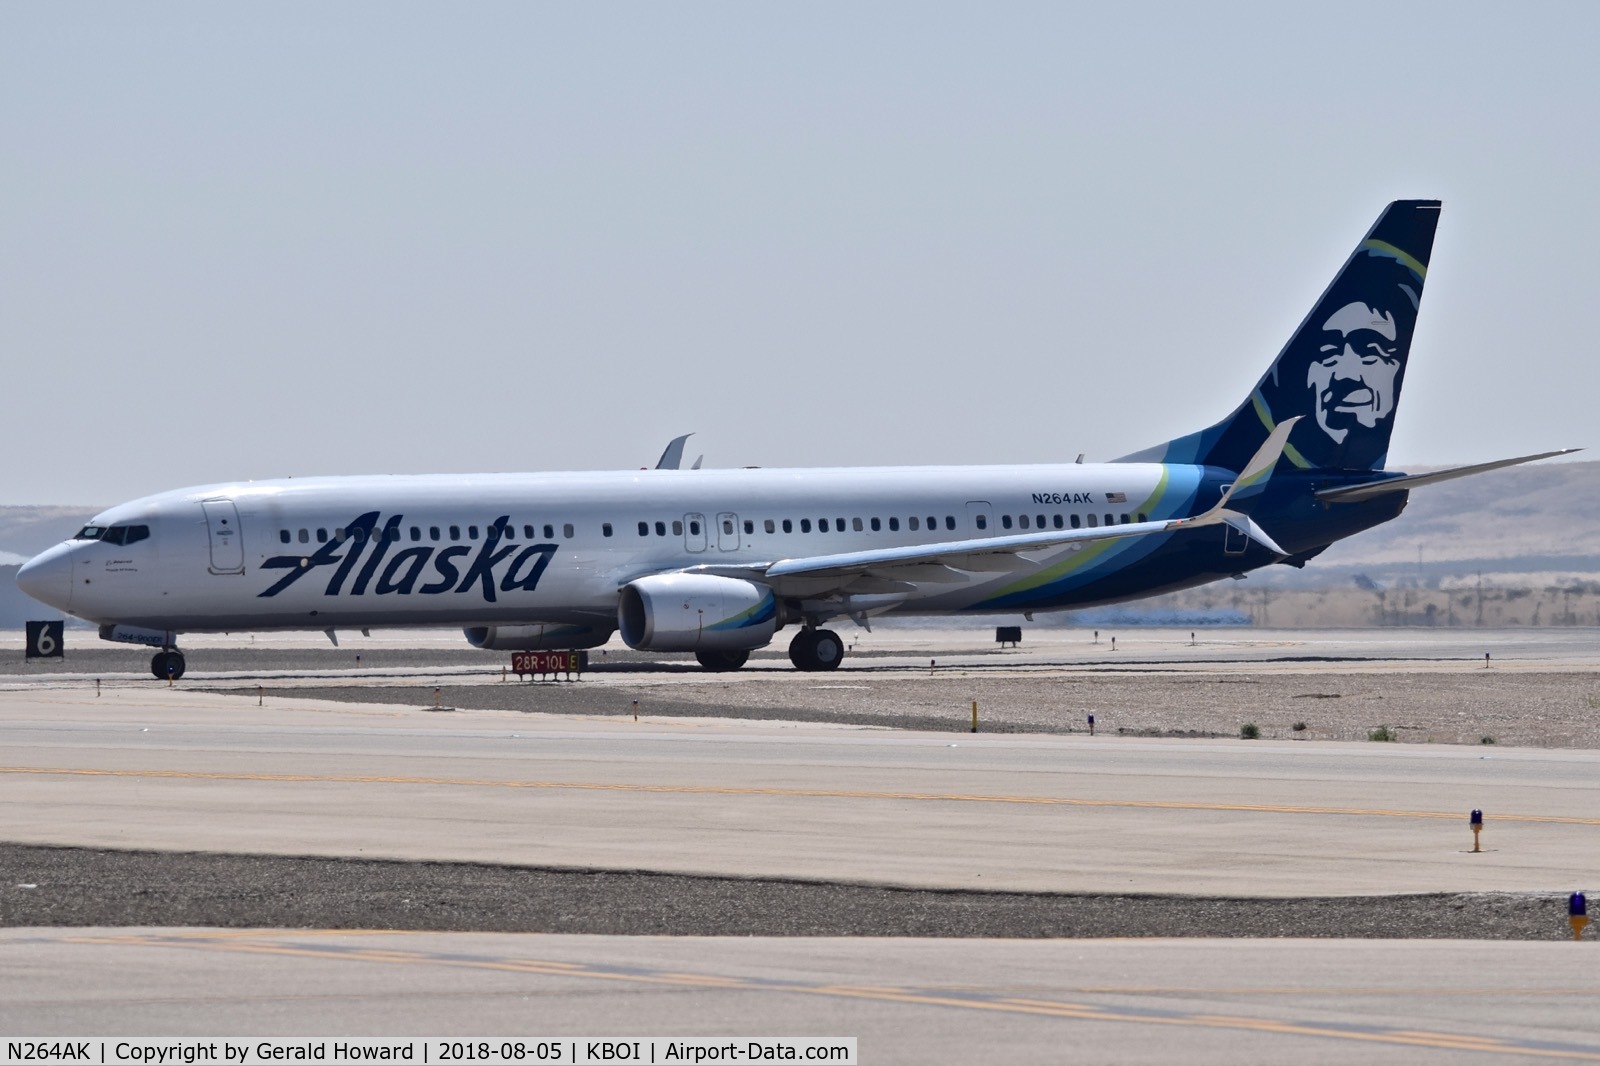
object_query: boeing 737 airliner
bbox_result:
[17,201,1573,678]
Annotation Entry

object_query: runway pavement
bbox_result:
[7,629,1600,1058]
[3,684,1598,895]
[6,929,1600,1063]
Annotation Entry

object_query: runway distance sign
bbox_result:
[25,620,64,660]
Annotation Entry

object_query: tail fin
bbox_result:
[1120,200,1441,473]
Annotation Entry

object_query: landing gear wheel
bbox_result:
[695,649,749,672]
[150,650,186,681]
[788,628,844,672]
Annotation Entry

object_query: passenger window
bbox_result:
[1036,514,1046,528]
[279,530,291,544]
[801,519,812,533]
[909,516,920,531]
[1019,515,1031,530]
[926,516,936,530]
[317,528,328,542]
[976,515,988,530]
[353,528,368,542]
[524,525,535,539]
[450,525,461,540]
[1001,515,1013,530]
[837,517,846,530]
[782,519,793,533]
[1120,514,1131,524]
[1105,514,1114,526]
[722,519,733,535]
[1053,515,1064,529]
[563,523,574,539]
[870,517,880,532]
[430,527,441,541]
[673,521,683,536]
[764,519,775,534]
[469,525,480,540]
[1137,513,1147,523]
[335,528,346,540]
[853,517,863,532]
[297,529,309,543]
[946,516,956,531]
[1071,515,1081,529]
[689,521,700,535]
[409,527,421,542]
[889,517,899,531]
[544,524,555,539]
[603,523,613,537]
[656,521,667,536]
[744,519,754,534]
[818,519,829,532]
[1087,514,1098,528]
[638,521,649,536]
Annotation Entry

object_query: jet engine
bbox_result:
[618,574,779,652]
[463,623,614,651]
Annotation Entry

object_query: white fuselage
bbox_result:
[20,462,1220,635]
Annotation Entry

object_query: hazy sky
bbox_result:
[4,3,1597,506]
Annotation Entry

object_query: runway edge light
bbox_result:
[1570,892,1588,941]
[1470,809,1483,853]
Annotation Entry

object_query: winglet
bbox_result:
[1170,416,1300,556]
[1217,416,1300,513]
[655,433,694,470]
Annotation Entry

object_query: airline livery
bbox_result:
[17,201,1572,678]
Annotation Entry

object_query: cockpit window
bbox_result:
[89,524,150,546]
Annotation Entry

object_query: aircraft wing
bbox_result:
[1314,449,1580,503]
[682,418,1301,600]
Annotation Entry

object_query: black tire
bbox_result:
[788,628,844,671]
[150,651,186,681]
[810,629,844,671]
[695,649,749,672]
[788,629,819,670]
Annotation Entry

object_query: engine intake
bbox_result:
[618,574,779,652]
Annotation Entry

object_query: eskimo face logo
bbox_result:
[1306,300,1404,445]
[257,512,557,602]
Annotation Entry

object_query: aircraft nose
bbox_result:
[16,544,73,612]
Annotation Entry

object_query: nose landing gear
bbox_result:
[151,649,186,680]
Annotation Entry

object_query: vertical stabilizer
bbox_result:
[1120,200,1441,473]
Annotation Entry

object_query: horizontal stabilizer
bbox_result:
[1315,449,1580,503]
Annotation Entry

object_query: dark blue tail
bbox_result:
[1121,200,1441,474]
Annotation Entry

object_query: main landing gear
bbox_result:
[695,649,750,672]
[788,628,844,672]
[151,649,186,680]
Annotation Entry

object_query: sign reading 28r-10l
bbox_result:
[259,512,556,602]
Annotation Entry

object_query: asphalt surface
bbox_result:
[0,843,1581,939]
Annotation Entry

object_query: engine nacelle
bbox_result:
[618,574,779,652]
[463,623,614,651]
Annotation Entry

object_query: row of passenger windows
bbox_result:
[637,512,1145,537]
[278,511,1147,546]
[279,521,576,545]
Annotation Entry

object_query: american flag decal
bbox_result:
[1106,491,1127,503]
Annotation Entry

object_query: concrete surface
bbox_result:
[3,684,1598,896]
[5,929,1600,1064]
